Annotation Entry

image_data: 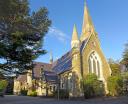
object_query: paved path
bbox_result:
[0,95,128,104]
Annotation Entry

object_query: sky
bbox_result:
[29,0,128,63]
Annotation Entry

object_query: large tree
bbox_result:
[122,43,128,70]
[0,0,51,74]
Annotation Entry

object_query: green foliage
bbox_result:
[122,72,128,95]
[53,89,69,99]
[0,80,8,92]
[0,0,51,74]
[123,72,128,79]
[28,90,37,97]
[20,89,28,96]
[122,43,128,70]
[0,72,4,79]
[83,73,104,99]
[107,75,123,96]
[108,58,121,76]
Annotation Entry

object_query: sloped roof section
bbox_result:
[80,38,88,53]
[16,62,52,81]
[52,51,72,74]
[43,71,58,84]
[33,62,52,79]
[16,74,27,83]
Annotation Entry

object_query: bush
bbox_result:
[0,80,8,92]
[28,90,37,97]
[122,72,128,95]
[53,89,69,99]
[94,80,105,96]
[83,84,94,98]
[20,89,28,96]
[107,75,123,96]
[83,74,105,99]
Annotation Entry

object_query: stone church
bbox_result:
[13,1,111,97]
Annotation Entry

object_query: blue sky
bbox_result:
[29,0,128,63]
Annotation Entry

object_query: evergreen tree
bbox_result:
[0,0,51,74]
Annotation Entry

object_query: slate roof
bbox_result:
[52,39,88,74]
[80,38,88,53]
[43,71,58,83]
[16,38,88,82]
[32,62,52,79]
[16,74,27,83]
[16,62,52,82]
[52,51,72,74]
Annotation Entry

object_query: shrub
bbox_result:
[28,90,37,97]
[83,73,105,99]
[93,80,105,96]
[0,80,8,92]
[83,84,94,98]
[53,89,69,99]
[20,89,28,96]
[107,75,123,96]
[122,72,128,95]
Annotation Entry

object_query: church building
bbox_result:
[13,1,111,97]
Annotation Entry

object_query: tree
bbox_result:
[108,59,124,96]
[108,58,121,76]
[0,72,4,79]
[122,43,128,70]
[107,75,123,96]
[0,0,51,74]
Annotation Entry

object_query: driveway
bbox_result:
[0,95,128,104]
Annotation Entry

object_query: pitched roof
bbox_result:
[16,38,89,82]
[16,62,52,81]
[52,39,88,74]
[33,62,52,79]
[80,38,88,53]
[43,71,58,84]
[52,51,72,74]
[16,74,27,83]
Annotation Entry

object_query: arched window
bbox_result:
[97,61,100,78]
[88,58,92,73]
[93,59,96,73]
[88,51,102,78]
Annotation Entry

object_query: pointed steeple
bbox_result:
[71,24,80,48]
[72,24,79,41]
[49,51,53,64]
[80,0,95,41]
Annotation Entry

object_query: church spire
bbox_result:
[71,24,80,48]
[72,24,79,41]
[80,0,95,41]
[49,51,53,64]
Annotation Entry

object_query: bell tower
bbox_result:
[71,25,82,97]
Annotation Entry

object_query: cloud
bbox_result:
[48,27,70,43]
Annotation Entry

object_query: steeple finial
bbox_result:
[84,0,87,6]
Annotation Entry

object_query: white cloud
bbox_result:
[48,27,70,43]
